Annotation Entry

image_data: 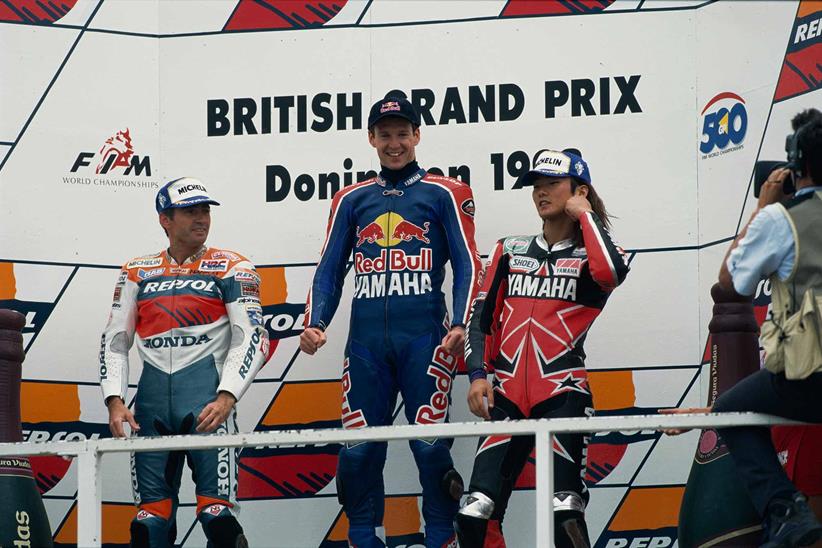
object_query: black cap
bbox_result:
[367,90,420,129]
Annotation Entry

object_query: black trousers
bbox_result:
[714,369,822,515]
[466,390,593,521]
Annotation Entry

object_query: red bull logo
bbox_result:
[392,220,430,244]
[355,213,432,247]
[416,347,457,425]
[354,249,432,274]
[356,222,385,246]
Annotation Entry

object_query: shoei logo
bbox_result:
[699,92,747,156]
[510,256,540,272]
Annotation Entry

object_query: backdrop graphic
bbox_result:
[1,0,820,546]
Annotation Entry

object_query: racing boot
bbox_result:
[130,507,173,548]
[554,491,590,548]
[455,492,506,547]
[198,503,248,548]
[347,525,386,548]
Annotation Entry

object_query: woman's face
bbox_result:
[531,176,575,220]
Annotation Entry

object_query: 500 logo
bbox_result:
[699,92,747,157]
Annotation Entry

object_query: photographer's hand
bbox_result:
[719,167,792,291]
[758,167,791,208]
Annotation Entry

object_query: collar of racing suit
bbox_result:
[164,245,208,266]
[379,160,421,186]
[536,235,574,252]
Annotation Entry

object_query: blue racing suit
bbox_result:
[306,161,481,547]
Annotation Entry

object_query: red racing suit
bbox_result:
[462,211,629,545]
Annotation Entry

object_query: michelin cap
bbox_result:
[155,177,221,213]
[367,90,420,128]
[518,148,592,187]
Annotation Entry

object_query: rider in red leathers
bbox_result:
[455,149,629,548]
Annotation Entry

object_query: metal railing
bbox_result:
[0,412,794,547]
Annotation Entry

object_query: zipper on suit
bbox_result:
[384,192,394,345]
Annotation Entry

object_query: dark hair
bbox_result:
[572,182,611,244]
[539,180,613,245]
[160,208,175,236]
[791,108,822,184]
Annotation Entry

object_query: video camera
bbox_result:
[753,123,809,197]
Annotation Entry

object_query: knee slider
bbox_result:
[458,491,495,519]
[441,468,464,502]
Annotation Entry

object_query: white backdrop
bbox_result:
[1,0,818,546]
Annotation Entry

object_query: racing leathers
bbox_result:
[305,161,481,548]
[456,211,629,548]
[100,246,269,547]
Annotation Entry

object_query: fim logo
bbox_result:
[70,128,152,176]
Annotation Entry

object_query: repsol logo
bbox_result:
[604,537,672,548]
[22,430,102,443]
[99,335,107,379]
[262,303,305,340]
[142,279,216,294]
[238,330,261,379]
[142,334,212,349]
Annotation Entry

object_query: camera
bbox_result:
[753,124,808,197]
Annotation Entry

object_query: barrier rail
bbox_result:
[0,412,796,547]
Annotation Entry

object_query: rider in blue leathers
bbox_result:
[300,92,482,548]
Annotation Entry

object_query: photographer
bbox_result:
[713,108,822,548]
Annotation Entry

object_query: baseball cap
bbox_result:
[367,90,420,129]
[155,177,221,213]
[518,148,592,187]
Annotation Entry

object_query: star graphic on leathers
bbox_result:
[498,301,585,373]
[547,371,589,396]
